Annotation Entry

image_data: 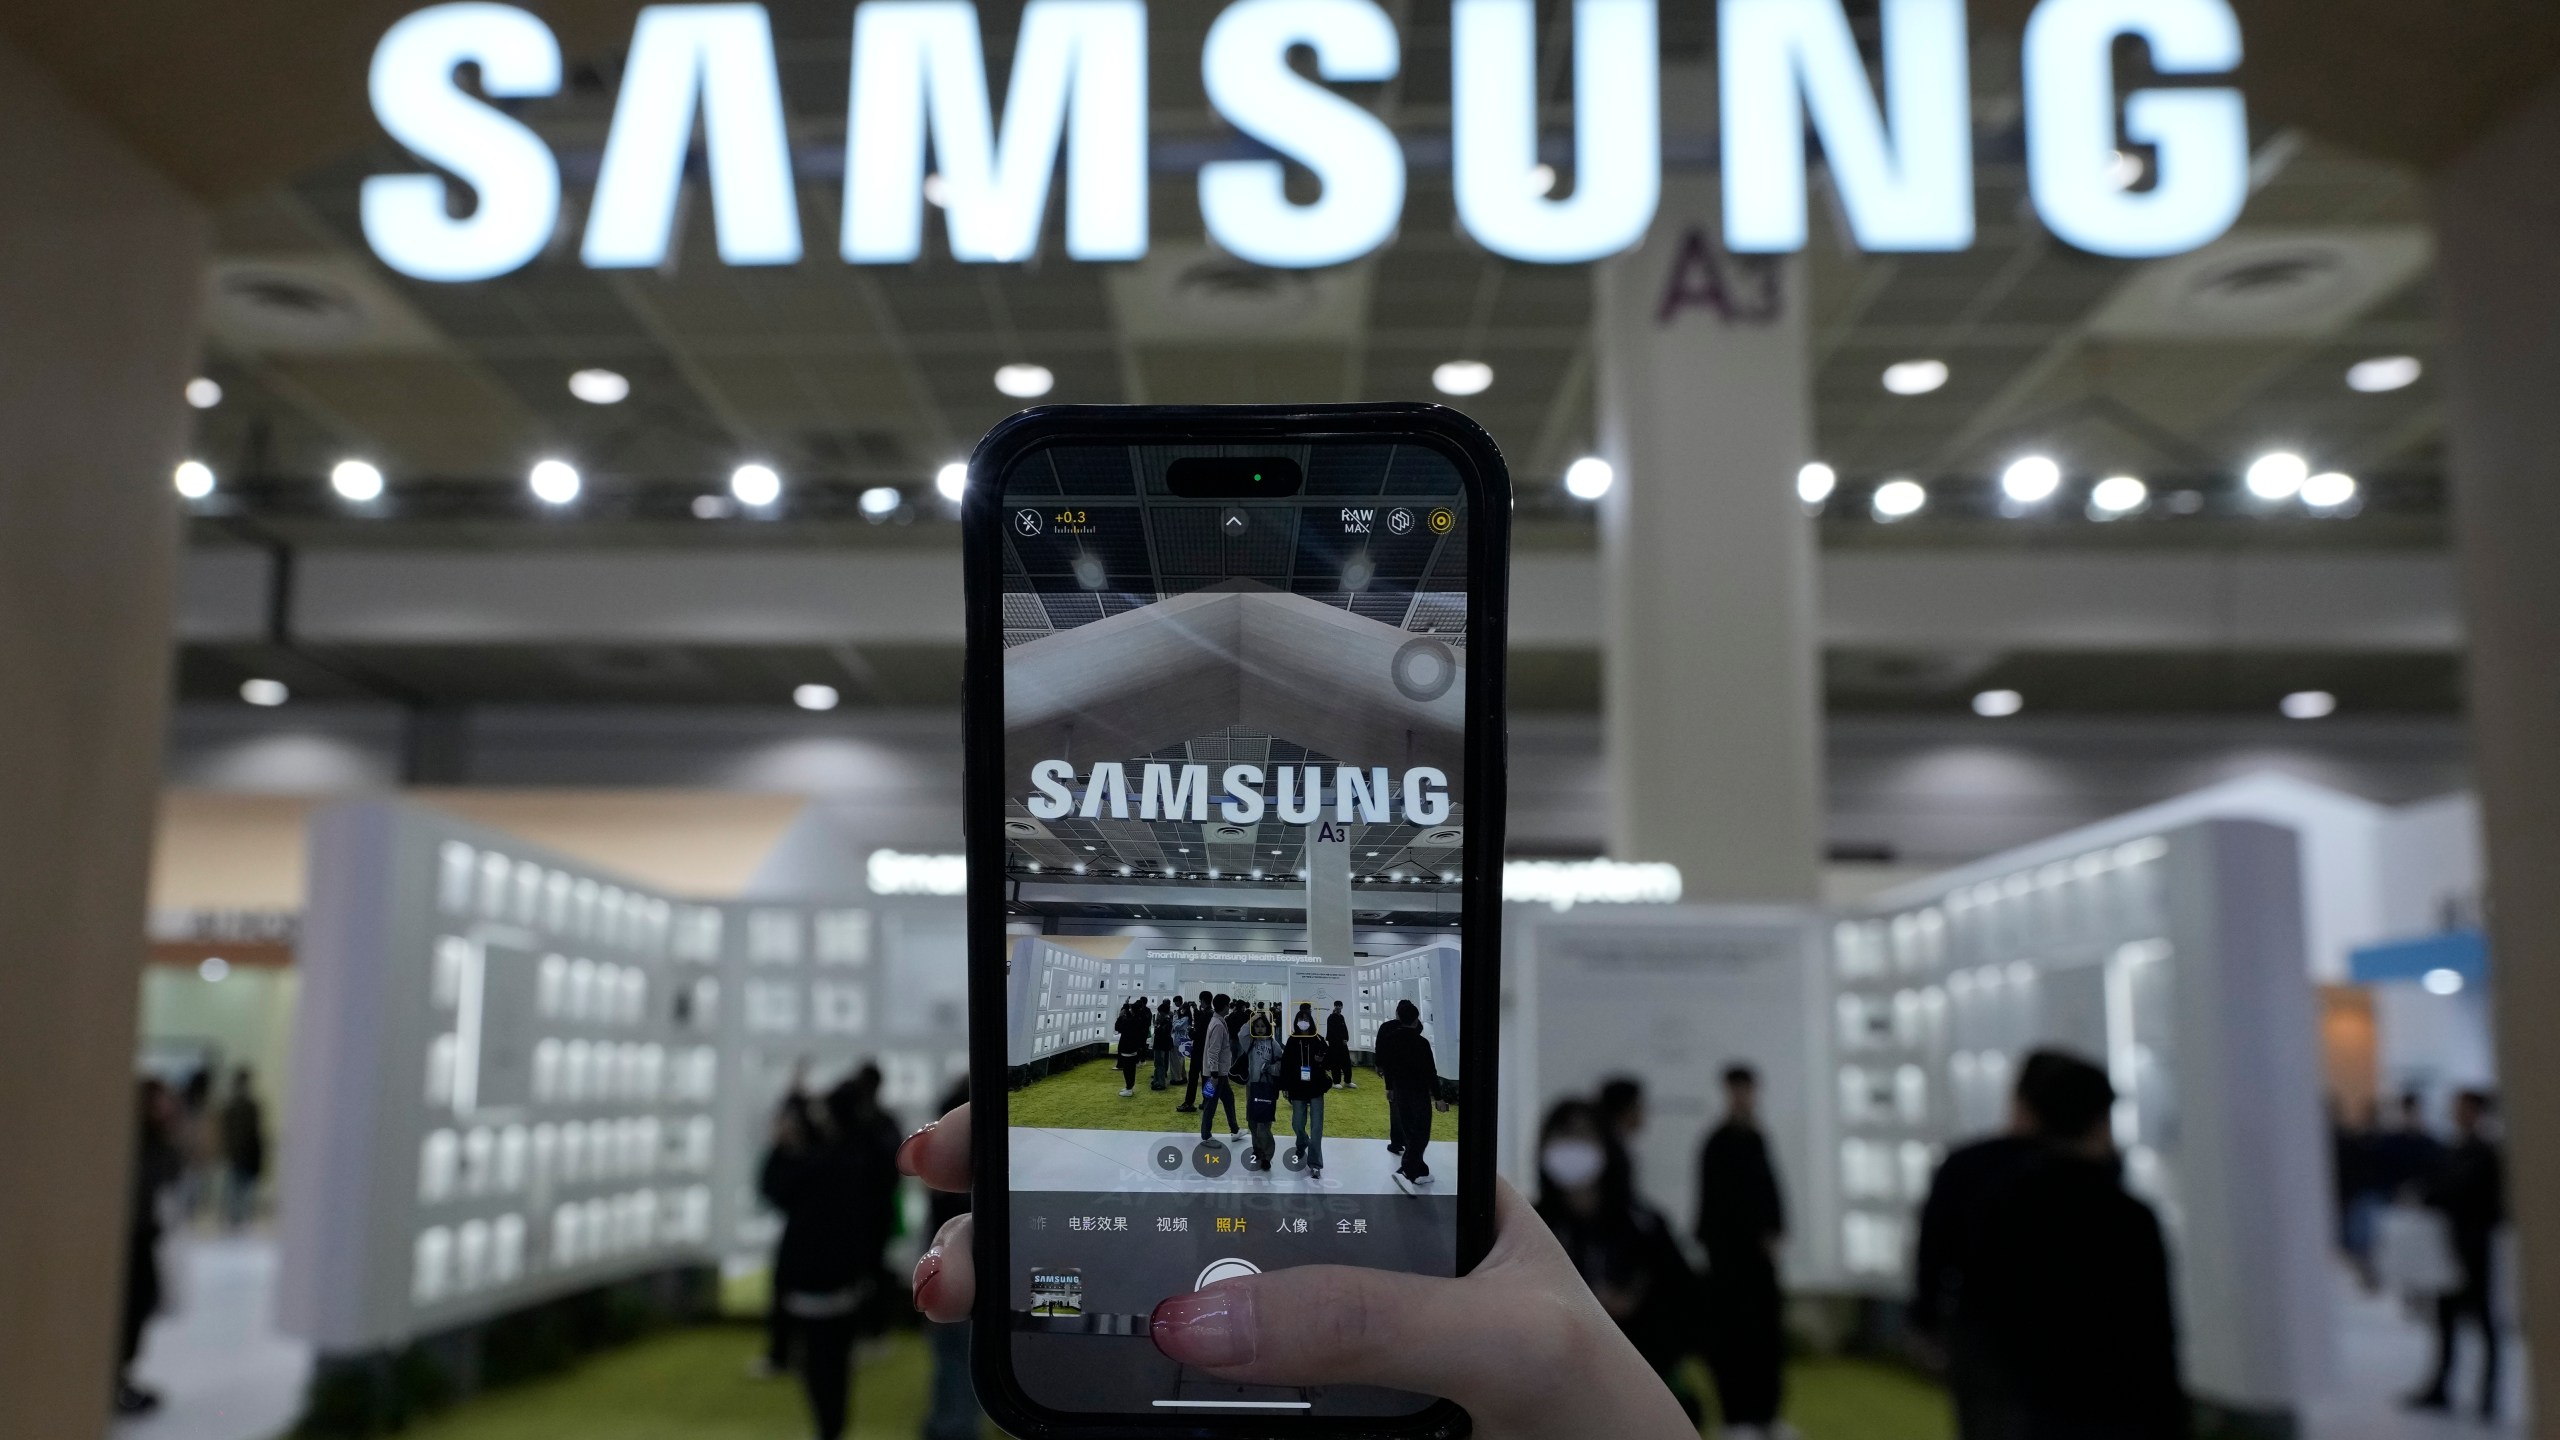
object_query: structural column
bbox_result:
[1305,816,1353,966]
[1594,174,1825,901]
[0,38,208,1439]
[2430,73,2560,1428]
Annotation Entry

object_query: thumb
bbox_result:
[1147,1187,1596,1412]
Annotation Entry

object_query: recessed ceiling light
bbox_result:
[858,485,902,519]
[2280,690,2336,720]
[1528,163,1558,196]
[240,677,289,707]
[2302,471,2358,510]
[1882,359,1949,396]
[1972,688,2023,718]
[185,377,223,409]
[793,684,839,712]
[173,460,216,499]
[2106,148,2146,189]
[922,172,950,208]
[2345,355,2421,394]
[995,363,1054,398]
[2000,456,2061,505]
[731,463,781,507]
[528,459,581,505]
[331,460,384,502]
[1564,456,1613,500]
[568,368,630,404]
[936,462,967,502]
[1432,360,1494,397]
[2089,475,2148,516]
[2244,452,2308,501]
[1872,478,1927,519]
[1797,462,1836,505]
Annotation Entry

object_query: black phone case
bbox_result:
[960,404,1511,1439]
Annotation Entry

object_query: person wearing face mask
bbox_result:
[1536,1099,1702,1424]
[1282,1003,1333,1179]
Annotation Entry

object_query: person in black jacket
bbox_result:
[1115,999,1150,1097]
[115,1078,181,1416]
[1150,1000,1176,1091]
[1537,1099,1703,1424]
[1282,1004,1333,1179]
[761,1069,901,1440]
[219,1066,267,1230]
[1911,1049,2073,1437]
[1177,990,1212,1113]
[1326,1000,1355,1087]
[1695,1064,1787,1433]
[1965,1056,2190,1440]
[2410,1088,2506,1420]
[1374,1000,1442,1185]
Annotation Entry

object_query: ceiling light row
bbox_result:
[1973,688,2340,721]
[1784,452,2361,522]
[1877,355,2422,398]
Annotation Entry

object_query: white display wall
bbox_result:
[1505,905,1833,1283]
[1830,818,2330,1417]
[279,801,964,1353]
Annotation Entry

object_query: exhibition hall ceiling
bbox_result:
[171,4,2459,718]
[185,7,2444,537]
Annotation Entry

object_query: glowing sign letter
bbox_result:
[582,4,802,268]
[844,0,1148,264]
[362,4,562,282]
[1720,0,1973,252]
[1453,0,1658,263]
[2023,0,2247,258]
[1199,0,1404,269]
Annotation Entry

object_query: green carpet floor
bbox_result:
[1007,1053,1458,1142]
[393,1327,1949,1440]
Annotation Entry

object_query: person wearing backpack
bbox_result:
[1282,1004,1334,1180]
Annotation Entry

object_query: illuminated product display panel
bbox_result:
[998,442,1471,1418]
[1823,818,2329,1414]
[281,804,968,1352]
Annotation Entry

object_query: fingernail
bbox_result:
[896,1122,938,1176]
[911,1248,943,1310]
[1150,1283,1256,1368]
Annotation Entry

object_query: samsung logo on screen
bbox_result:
[1023,761,1451,825]
[362,0,2247,281]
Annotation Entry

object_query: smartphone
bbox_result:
[962,405,1509,1436]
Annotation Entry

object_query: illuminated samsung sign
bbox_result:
[363,0,2249,281]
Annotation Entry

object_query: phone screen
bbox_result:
[992,437,1473,1419]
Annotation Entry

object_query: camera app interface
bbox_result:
[997,440,1469,1417]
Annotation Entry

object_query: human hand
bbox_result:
[897,1103,1695,1440]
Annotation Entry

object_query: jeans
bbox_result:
[1199,1078,1238,1139]
[1151,1044,1174,1089]
[1290,1095,1326,1171]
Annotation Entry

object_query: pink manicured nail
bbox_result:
[911,1248,944,1310]
[896,1122,938,1176]
[1150,1283,1256,1368]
